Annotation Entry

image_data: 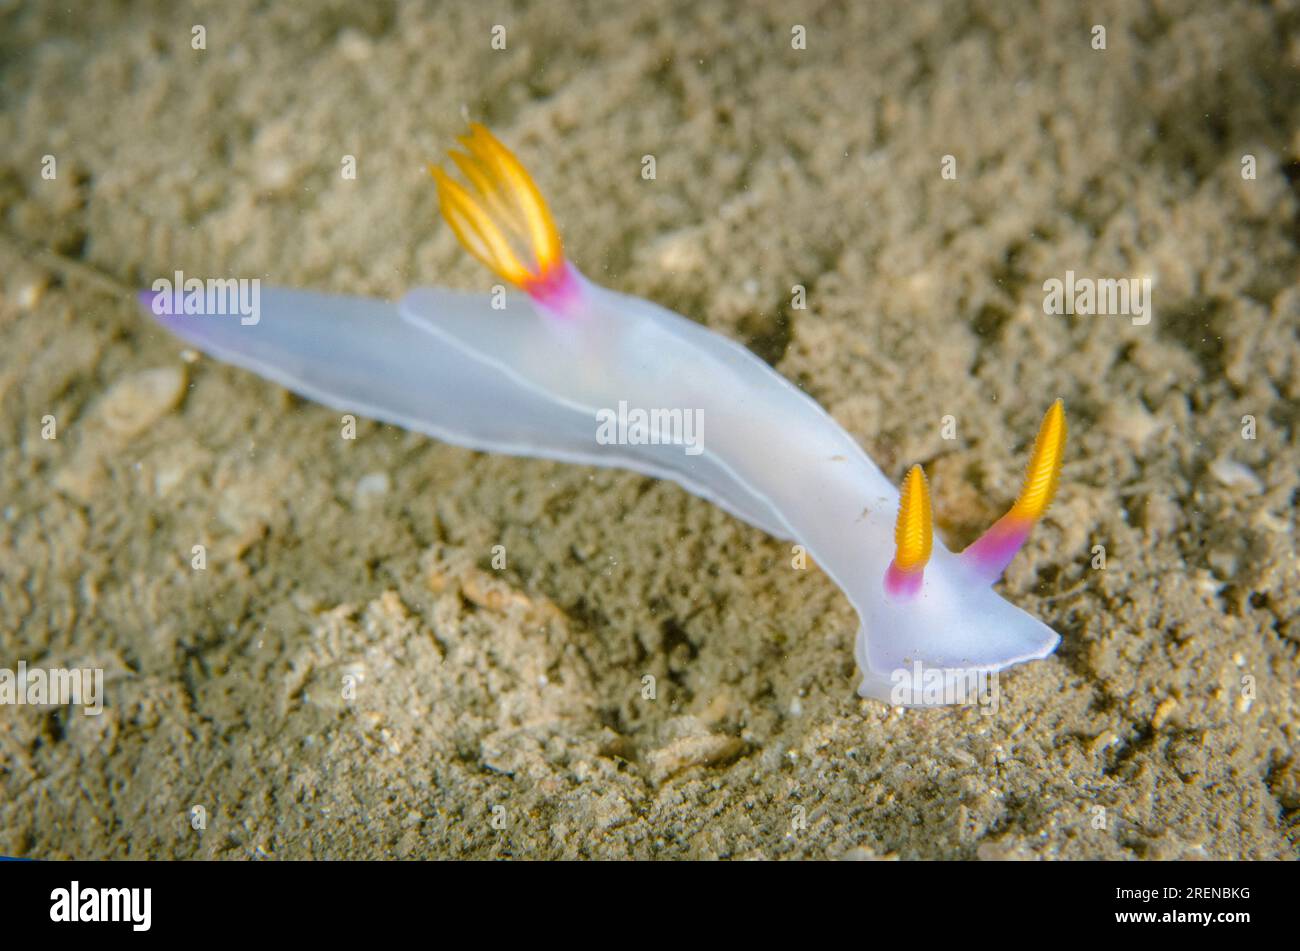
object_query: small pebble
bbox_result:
[1210,457,1263,494]
[17,278,48,310]
[337,27,373,62]
[1151,697,1178,730]
[98,366,186,437]
[354,471,390,506]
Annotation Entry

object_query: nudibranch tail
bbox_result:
[430,123,576,309]
[961,399,1067,584]
[884,464,933,601]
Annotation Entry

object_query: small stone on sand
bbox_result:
[98,366,185,437]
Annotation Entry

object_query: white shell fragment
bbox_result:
[1210,457,1263,495]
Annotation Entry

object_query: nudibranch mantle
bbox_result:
[142,124,1067,705]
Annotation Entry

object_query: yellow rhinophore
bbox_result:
[893,464,934,574]
[958,399,1068,584]
[1006,398,1067,526]
[429,124,565,292]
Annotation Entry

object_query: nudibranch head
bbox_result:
[430,123,578,310]
[885,464,933,601]
[862,401,1066,703]
[961,399,1068,583]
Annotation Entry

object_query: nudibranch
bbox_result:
[141,124,1067,705]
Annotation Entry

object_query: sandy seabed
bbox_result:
[0,0,1297,859]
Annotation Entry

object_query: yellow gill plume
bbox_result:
[429,124,564,290]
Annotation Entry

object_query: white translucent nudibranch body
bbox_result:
[142,124,1067,705]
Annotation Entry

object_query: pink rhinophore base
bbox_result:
[524,262,584,316]
[961,514,1031,583]
[884,561,924,601]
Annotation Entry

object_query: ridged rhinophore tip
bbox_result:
[430,124,566,298]
[1009,398,1067,524]
[894,464,933,572]
[885,464,932,600]
[960,399,1068,584]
